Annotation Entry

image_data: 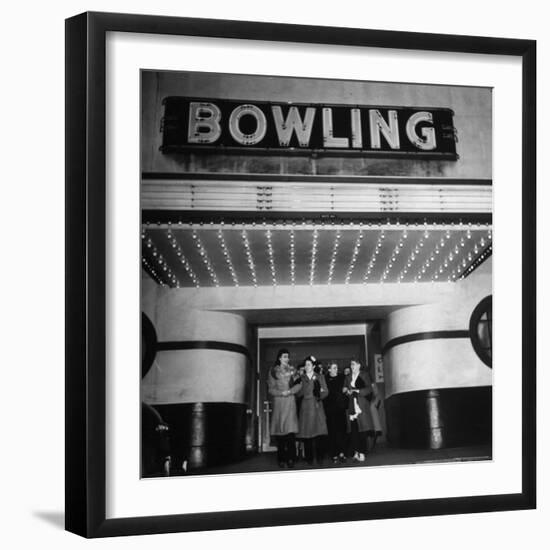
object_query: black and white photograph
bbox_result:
[140,70,493,478]
[1,0,544,544]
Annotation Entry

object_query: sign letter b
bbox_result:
[188,102,222,144]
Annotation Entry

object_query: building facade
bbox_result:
[140,70,493,470]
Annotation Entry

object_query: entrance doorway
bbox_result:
[258,332,366,452]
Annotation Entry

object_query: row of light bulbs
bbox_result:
[217,229,239,287]
[430,232,455,282]
[145,219,491,231]
[398,230,427,283]
[142,232,180,287]
[191,230,219,287]
[164,230,199,288]
[241,230,258,287]
[327,229,341,285]
[415,230,444,282]
[266,229,277,286]
[289,229,296,286]
[142,226,492,288]
[344,230,364,284]
[141,256,164,286]
[460,245,493,279]
[381,231,407,283]
[452,233,492,280]
[363,230,385,282]
[309,229,319,285]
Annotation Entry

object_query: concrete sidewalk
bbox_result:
[164,443,491,477]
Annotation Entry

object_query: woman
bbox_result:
[343,359,374,462]
[268,349,301,468]
[297,356,328,465]
[323,362,348,464]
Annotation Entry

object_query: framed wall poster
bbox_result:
[65,11,536,538]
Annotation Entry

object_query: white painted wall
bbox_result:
[143,349,248,404]
[384,258,492,340]
[153,278,456,312]
[385,339,491,397]
[384,258,492,396]
[141,308,249,404]
[144,258,492,400]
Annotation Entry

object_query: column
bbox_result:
[142,309,250,469]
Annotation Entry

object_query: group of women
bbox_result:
[268,349,382,468]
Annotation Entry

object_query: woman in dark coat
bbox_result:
[323,362,348,463]
[343,359,374,462]
[268,349,301,468]
[297,356,328,465]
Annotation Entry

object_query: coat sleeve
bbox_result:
[319,375,329,400]
[357,374,372,397]
[267,374,284,397]
[289,378,302,395]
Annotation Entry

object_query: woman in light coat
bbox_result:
[268,349,301,468]
[297,356,328,465]
[343,359,374,462]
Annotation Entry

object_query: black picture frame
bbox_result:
[65,11,536,538]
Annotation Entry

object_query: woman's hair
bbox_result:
[274,348,290,367]
[270,348,290,379]
[299,355,316,368]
